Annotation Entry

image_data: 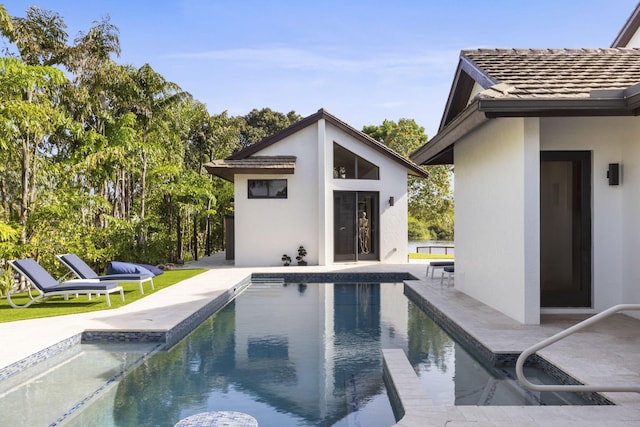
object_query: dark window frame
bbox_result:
[333,142,379,180]
[248,179,288,199]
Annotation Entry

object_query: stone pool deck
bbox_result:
[1,254,639,426]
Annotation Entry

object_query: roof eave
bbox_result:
[438,55,497,132]
[623,82,640,111]
[203,166,235,182]
[612,3,640,47]
[204,156,297,182]
[411,101,487,165]
[411,95,640,166]
[478,97,632,117]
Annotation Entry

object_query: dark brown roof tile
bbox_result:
[463,48,640,99]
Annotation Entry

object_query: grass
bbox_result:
[0,268,207,323]
[408,252,454,260]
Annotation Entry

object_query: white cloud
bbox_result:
[170,46,460,74]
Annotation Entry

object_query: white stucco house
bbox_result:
[206,108,428,267]
[411,4,640,325]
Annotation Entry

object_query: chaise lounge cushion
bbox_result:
[132,263,164,276]
[430,261,454,267]
[106,261,161,277]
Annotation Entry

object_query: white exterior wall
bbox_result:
[620,118,640,316]
[455,115,640,324]
[540,117,640,314]
[234,125,320,267]
[234,120,410,266]
[455,117,540,324]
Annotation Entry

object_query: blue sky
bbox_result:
[3,0,639,137]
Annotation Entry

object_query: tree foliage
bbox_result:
[362,119,453,240]
[238,107,301,149]
[0,6,300,273]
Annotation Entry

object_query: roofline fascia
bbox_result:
[411,101,487,165]
[623,82,640,111]
[612,3,640,47]
[411,93,640,166]
[459,55,497,88]
[477,97,632,117]
[438,55,497,131]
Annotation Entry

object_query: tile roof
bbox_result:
[204,156,296,182]
[208,156,296,170]
[463,48,640,99]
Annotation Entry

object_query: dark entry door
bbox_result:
[540,151,591,307]
[334,192,378,262]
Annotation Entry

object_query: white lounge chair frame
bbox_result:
[56,254,154,294]
[7,259,124,308]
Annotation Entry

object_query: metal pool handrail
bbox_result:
[516,303,640,393]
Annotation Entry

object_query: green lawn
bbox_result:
[408,253,454,260]
[0,268,207,323]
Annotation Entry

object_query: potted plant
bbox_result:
[281,254,291,266]
[296,246,308,266]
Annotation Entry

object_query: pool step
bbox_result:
[249,277,286,286]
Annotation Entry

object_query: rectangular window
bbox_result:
[248,179,288,199]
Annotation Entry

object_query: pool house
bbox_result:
[205,108,428,267]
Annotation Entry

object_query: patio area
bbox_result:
[0,254,639,426]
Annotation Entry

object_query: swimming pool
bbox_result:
[0,280,596,426]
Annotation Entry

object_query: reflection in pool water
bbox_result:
[62,282,592,426]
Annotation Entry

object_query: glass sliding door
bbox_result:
[334,192,379,262]
[540,151,592,308]
[334,192,357,261]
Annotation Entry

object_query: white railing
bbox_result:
[516,304,640,393]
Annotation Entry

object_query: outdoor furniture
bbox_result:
[7,258,124,308]
[426,261,455,278]
[57,254,155,294]
[441,265,455,286]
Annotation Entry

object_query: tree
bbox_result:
[0,6,68,66]
[0,58,68,243]
[182,105,241,255]
[408,165,454,240]
[362,118,454,240]
[184,104,241,173]
[0,4,315,266]
[239,107,301,148]
[124,63,188,246]
[362,118,426,156]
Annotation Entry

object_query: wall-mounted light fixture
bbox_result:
[607,163,620,186]
[389,196,394,206]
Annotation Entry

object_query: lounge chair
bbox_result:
[441,265,454,286]
[7,258,124,308]
[426,261,454,278]
[57,254,154,294]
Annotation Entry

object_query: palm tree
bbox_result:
[125,64,188,246]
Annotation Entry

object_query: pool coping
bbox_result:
[82,276,252,349]
[403,282,613,406]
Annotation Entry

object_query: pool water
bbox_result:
[1,282,595,426]
[0,342,158,427]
